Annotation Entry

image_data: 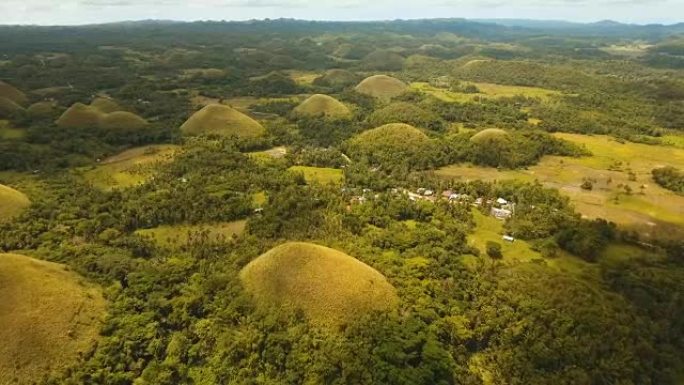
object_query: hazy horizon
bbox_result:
[0,0,682,26]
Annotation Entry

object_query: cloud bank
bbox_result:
[0,0,680,25]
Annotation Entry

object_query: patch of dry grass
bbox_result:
[0,184,30,221]
[0,253,105,385]
[240,242,398,328]
[136,220,246,248]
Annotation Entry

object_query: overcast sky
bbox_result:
[0,0,681,26]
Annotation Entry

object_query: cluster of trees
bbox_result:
[652,166,684,194]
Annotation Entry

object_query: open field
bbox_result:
[410,81,562,103]
[0,184,30,221]
[469,209,541,263]
[0,120,24,140]
[288,166,344,185]
[287,70,320,85]
[435,133,684,238]
[81,144,179,190]
[0,253,105,385]
[136,220,246,248]
[240,242,398,328]
[248,146,287,163]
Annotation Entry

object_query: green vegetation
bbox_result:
[0,18,683,385]
[240,242,398,327]
[346,123,435,169]
[652,166,684,194]
[369,101,445,131]
[180,104,265,138]
[0,253,105,385]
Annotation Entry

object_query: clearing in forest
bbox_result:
[436,133,684,238]
[81,144,179,190]
[288,166,344,185]
[136,220,247,248]
[410,81,561,103]
[0,253,105,385]
[240,242,398,328]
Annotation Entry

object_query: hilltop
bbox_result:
[240,242,397,327]
[293,94,352,119]
[355,75,408,100]
[181,104,265,138]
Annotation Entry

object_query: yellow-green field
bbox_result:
[248,146,287,163]
[410,81,561,103]
[240,242,398,328]
[0,120,24,140]
[0,183,30,221]
[136,220,246,248]
[436,133,684,238]
[287,70,320,85]
[0,253,105,385]
[469,209,540,263]
[288,166,344,185]
[81,144,179,190]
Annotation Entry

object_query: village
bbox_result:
[347,186,517,242]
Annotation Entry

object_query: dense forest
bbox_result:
[0,18,683,385]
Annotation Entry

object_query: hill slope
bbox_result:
[0,254,105,385]
[240,242,397,327]
[293,94,351,119]
[181,104,266,138]
[0,184,30,221]
[355,75,407,100]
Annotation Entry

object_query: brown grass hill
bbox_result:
[240,242,397,328]
[470,128,510,143]
[0,253,105,385]
[99,111,148,130]
[293,94,352,119]
[369,101,445,131]
[355,75,408,101]
[361,50,405,71]
[181,104,266,138]
[0,184,30,221]
[0,97,24,118]
[0,81,28,106]
[346,123,434,168]
[56,103,104,129]
[26,101,58,119]
[312,69,359,88]
[89,97,121,113]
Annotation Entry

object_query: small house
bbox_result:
[502,235,515,242]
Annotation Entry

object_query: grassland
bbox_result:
[0,253,105,385]
[436,133,684,238]
[239,242,398,328]
[136,220,246,248]
[469,209,541,263]
[410,81,561,103]
[288,166,344,185]
[0,120,24,140]
[292,94,351,119]
[180,104,266,138]
[0,184,30,221]
[355,75,408,100]
[81,144,179,190]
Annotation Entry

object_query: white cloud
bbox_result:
[0,0,681,25]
